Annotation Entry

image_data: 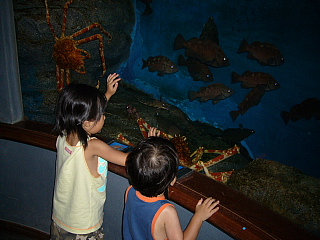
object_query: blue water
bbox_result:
[120,0,320,178]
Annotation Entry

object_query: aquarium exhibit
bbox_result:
[13,0,320,236]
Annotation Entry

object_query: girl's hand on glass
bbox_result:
[106,73,121,100]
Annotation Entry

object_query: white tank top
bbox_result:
[52,135,108,234]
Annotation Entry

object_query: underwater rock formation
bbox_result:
[227,158,320,237]
[13,0,135,90]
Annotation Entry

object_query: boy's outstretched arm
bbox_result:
[105,73,121,100]
[183,197,219,240]
[162,197,219,240]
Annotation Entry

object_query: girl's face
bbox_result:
[87,114,106,135]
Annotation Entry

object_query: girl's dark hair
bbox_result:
[126,137,180,197]
[54,83,107,148]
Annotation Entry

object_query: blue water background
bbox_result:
[120,0,320,178]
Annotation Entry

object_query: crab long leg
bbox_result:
[72,23,112,41]
[190,145,240,171]
[206,170,235,183]
[190,147,204,163]
[76,34,107,79]
[137,118,152,138]
[62,0,75,37]
[72,23,113,78]
[117,134,135,146]
[57,65,64,91]
[66,69,71,86]
[44,0,56,38]
[202,149,234,154]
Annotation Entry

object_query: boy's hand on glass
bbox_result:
[105,73,121,100]
[194,197,219,222]
[148,127,160,137]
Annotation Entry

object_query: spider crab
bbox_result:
[119,106,241,183]
[45,0,112,90]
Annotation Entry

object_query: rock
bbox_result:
[227,158,320,237]
[13,0,135,89]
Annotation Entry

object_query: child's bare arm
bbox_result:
[160,205,184,240]
[183,197,220,240]
[105,73,121,100]
[161,198,219,240]
[87,138,128,166]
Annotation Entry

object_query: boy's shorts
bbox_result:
[50,221,104,240]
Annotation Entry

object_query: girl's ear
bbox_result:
[82,120,93,131]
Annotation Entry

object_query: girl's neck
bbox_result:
[66,132,80,146]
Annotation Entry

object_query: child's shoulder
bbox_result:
[87,137,107,148]
[156,203,179,230]
[161,203,177,218]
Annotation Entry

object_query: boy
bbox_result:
[123,136,220,240]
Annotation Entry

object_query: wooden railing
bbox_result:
[0,120,318,240]
[0,219,50,240]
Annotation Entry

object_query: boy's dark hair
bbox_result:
[54,83,107,148]
[126,136,180,197]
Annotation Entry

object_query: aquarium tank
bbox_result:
[16,0,320,178]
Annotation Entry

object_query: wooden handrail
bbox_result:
[0,219,50,240]
[0,120,318,240]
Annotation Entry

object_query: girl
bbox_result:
[51,73,128,240]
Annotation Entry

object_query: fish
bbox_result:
[231,71,280,91]
[142,56,179,77]
[178,55,214,82]
[138,99,170,110]
[219,124,255,144]
[174,33,230,67]
[238,39,284,66]
[188,83,234,104]
[138,0,153,16]
[199,17,220,45]
[230,85,267,121]
[281,98,320,124]
[126,105,141,120]
[155,113,185,136]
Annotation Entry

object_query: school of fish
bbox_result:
[140,16,288,121]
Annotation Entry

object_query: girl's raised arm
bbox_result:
[105,73,121,100]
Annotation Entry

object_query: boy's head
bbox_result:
[126,137,180,197]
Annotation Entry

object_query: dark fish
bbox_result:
[231,71,280,91]
[199,17,219,45]
[126,105,140,120]
[138,99,170,110]
[155,113,184,136]
[238,39,284,66]
[174,33,230,67]
[138,0,153,16]
[281,98,320,124]
[230,85,267,121]
[178,55,214,82]
[188,83,234,104]
[219,124,255,144]
[142,56,179,77]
